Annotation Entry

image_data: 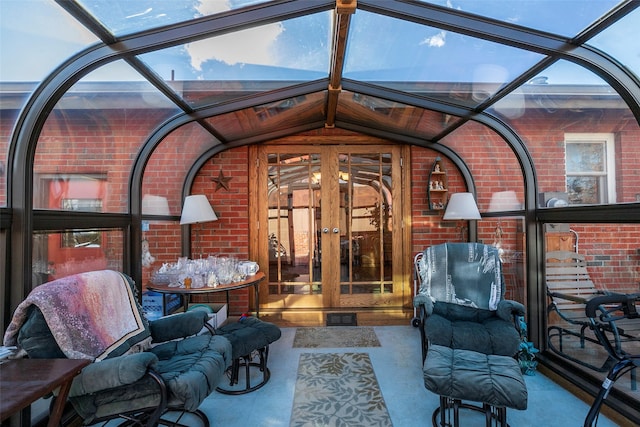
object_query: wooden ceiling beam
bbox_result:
[326,0,355,128]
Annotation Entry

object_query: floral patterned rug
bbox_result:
[290,352,392,427]
[292,326,381,348]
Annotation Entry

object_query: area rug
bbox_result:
[293,326,381,348]
[290,352,392,427]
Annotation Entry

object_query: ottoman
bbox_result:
[214,316,281,395]
[423,344,528,427]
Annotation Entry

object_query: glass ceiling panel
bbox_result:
[338,91,463,140]
[489,60,640,208]
[75,0,272,37]
[344,10,544,108]
[416,1,620,38]
[0,0,98,83]
[489,60,615,122]
[205,92,326,141]
[589,7,640,83]
[137,11,331,107]
[1,0,97,207]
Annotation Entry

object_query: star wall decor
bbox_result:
[211,169,232,192]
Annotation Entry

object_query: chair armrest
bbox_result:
[149,311,209,343]
[496,299,526,323]
[69,352,158,396]
[413,294,434,316]
[547,290,595,304]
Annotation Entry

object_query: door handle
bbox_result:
[333,228,339,234]
[322,227,329,234]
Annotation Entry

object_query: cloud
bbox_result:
[195,0,234,16]
[185,23,284,71]
[421,30,447,48]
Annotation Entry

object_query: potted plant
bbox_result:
[517,316,539,375]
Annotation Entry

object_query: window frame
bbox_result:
[564,133,616,205]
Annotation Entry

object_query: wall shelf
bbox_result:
[428,157,448,210]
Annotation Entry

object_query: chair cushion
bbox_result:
[16,306,67,359]
[215,316,281,359]
[70,332,232,422]
[150,334,232,410]
[423,344,528,410]
[425,302,520,356]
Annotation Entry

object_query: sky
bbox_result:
[0,0,637,87]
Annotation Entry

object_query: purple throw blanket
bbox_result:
[4,270,150,361]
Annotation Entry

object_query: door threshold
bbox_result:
[258,308,413,327]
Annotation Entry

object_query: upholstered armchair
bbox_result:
[4,270,232,426]
[413,243,525,362]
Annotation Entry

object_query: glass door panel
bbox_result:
[266,153,323,307]
[337,150,396,307]
[262,146,402,310]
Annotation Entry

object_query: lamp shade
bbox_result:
[443,193,481,220]
[180,195,218,225]
[488,190,520,212]
[142,194,170,216]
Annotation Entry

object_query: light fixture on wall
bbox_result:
[443,192,481,242]
[180,195,218,258]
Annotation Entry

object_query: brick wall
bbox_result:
[3,106,640,313]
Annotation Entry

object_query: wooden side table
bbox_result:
[0,358,89,427]
[147,271,265,317]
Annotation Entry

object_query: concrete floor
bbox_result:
[197,325,624,427]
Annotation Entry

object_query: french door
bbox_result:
[252,145,407,311]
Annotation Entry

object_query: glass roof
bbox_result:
[590,6,640,80]
[344,10,545,108]
[0,1,98,82]
[137,11,332,82]
[417,0,621,37]
[75,0,274,37]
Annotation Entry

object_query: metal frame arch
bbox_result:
[177,144,236,259]
[7,42,129,310]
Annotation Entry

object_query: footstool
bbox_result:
[214,316,281,395]
[423,344,528,427]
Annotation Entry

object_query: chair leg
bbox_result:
[432,399,510,427]
[483,403,492,427]
[157,409,210,427]
[217,346,273,395]
[244,354,251,390]
[452,399,461,427]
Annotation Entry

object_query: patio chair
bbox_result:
[414,243,528,426]
[584,293,640,426]
[546,251,620,370]
[3,270,232,426]
[413,242,525,362]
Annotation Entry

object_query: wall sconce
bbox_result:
[180,195,218,258]
[443,192,481,241]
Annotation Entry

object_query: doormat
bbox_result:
[293,326,381,348]
[290,352,392,427]
[326,312,357,326]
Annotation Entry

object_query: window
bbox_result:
[61,198,103,248]
[565,133,616,204]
